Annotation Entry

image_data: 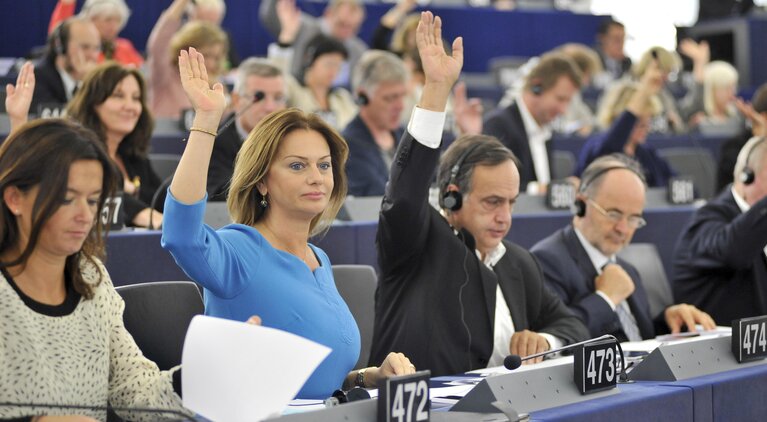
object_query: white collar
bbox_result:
[732,186,750,213]
[56,64,78,101]
[440,209,507,268]
[515,94,551,141]
[235,116,249,143]
[574,226,612,273]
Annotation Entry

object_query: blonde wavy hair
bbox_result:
[227,108,349,237]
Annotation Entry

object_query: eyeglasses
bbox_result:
[587,198,647,229]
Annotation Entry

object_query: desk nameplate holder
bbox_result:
[264,398,377,422]
[451,361,619,414]
[628,334,767,381]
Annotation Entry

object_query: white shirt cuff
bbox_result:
[407,106,446,149]
[596,290,617,311]
[539,333,563,353]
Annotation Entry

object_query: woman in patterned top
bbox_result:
[0,65,188,421]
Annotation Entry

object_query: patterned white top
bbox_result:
[0,257,187,421]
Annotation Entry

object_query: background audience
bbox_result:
[67,63,164,229]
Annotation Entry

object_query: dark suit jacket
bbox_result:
[32,60,67,112]
[672,189,767,325]
[342,114,403,197]
[370,132,588,375]
[531,226,663,341]
[207,119,242,202]
[576,111,675,188]
[122,153,164,224]
[483,101,552,189]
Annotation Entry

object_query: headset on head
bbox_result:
[442,142,485,211]
[573,162,645,217]
[355,54,384,106]
[531,83,543,96]
[51,21,70,56]
[740,137,767,186]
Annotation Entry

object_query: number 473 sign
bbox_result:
[377,370,431,422]
[732,315,767,363]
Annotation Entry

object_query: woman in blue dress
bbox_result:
[162,47,415,399]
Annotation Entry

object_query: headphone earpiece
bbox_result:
[741,168,756,185]
[573,197,586,217]
[441,143,485,212]
[51,21,68,56]
[442,190,463,212]
[531,83,543,96]
[356,92,369,106]
[740,137,766,186]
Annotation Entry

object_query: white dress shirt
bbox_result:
[516,95,552,188]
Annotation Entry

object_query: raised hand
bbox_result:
[453,80,483,135]
[416,11,463,111]
[178,47,226,119]
[5,61,35,132]
[678,39,710,65]
[276,0,302,44]
[417,11,462,88]
[735,98,766,137]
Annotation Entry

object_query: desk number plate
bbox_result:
[378,370,430,422]
[574,339,618,394]
[733,315,767,363]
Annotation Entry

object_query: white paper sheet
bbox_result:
[182,315,331,422]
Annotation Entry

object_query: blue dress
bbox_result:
[161,193,360,399]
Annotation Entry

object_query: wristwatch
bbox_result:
[355,367,368,388]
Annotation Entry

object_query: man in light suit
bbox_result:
[370,12,588,376]
[674,136,767,324]
[532,154,715,341]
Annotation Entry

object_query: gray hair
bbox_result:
[233,57,285,96]
[579,153,646,197]
[734,136,767,183]
[436,135,519,209]
[351,50,408,97]
[80,0,131,30]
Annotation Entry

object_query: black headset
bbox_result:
[50,20,70,56]
[531,83,543,96]
[442,143,484,211]
[740,137,766,186]
[355,53,383,107]
[573,162,645,217]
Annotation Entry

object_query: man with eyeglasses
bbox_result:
[531,154,715,341]
[206,57,287,201]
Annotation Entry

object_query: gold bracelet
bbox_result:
[189,127,217,137]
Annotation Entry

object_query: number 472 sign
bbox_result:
[377,370,430,422]
[732,315,767,363]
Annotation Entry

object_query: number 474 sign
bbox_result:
[732,315,767,363]
[377,370,431,422]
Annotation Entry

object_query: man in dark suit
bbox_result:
[716,83,767,193]
[674,136,767,325]
[370,13,588,376]
[483,53,582,192]
[207,58,286,201]
[342,50,407,197]
[32,17,100,113]
[532,155,714,341]
[595,18,632,83]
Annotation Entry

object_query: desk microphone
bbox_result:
[217,91,266,133]
[503,334,628,380]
